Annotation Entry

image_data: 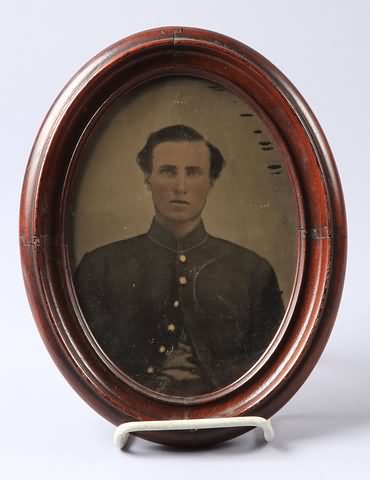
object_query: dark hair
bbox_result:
[137,124,225,180]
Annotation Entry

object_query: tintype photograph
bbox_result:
[69,77,299,397]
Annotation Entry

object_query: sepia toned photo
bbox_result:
[69,77,299,397]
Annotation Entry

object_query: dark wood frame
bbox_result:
[19,26,347,448]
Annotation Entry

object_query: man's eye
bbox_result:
[187,168,203,176]
[159,167,176,176]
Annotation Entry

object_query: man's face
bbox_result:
[146,140,213,226]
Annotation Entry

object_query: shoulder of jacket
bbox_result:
[80,234,148,264]
[207,235,272,271]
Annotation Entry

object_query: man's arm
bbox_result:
[249,259,285,360]
[74,252,114,349]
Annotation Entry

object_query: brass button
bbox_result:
[159,345,166,353]
[178,276,187,285]
[168,323,176,332]
[147,366,154,374]
[173,300,180,308]
[179,254,187,263]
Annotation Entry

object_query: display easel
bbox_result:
[113,416,274,449]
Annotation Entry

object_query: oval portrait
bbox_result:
[68,76,299,400]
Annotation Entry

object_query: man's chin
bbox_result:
[156,211,200,225]
[166,214,194,224]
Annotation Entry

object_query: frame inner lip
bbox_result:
[63,74,306,407]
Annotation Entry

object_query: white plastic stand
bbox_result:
[113,416,274,450]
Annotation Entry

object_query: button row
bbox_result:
[145,266,185,373]
[178,254,187,287]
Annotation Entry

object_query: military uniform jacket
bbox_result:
[74,220,284,395]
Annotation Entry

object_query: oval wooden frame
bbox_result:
[20,27,347,448]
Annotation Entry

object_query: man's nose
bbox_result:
[174,172,187,193]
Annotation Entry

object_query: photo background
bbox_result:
[71,77,298,306]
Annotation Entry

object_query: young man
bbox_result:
[74,125,284,396]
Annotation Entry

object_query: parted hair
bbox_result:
[137,124,225,179]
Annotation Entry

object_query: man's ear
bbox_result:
[144,175,152,191]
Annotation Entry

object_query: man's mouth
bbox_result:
[170,200,190,205]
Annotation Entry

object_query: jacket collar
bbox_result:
[147,218,208,253]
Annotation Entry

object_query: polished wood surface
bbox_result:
[19,27,347,447]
